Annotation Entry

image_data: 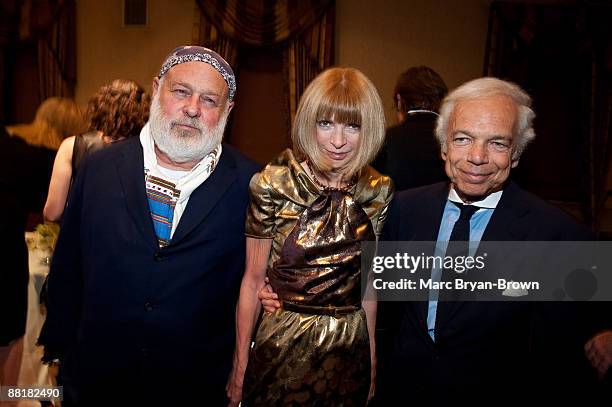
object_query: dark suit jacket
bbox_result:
[376,181,595,405]
[371,113,447,191]
[40,137,259,405]
[0,129,55,345]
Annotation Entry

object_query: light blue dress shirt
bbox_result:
[426,189,502,341]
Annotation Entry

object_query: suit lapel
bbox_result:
[413,184,449,334]
[115,138,158,250]
[481,181,531,242]
[170,148,238,245]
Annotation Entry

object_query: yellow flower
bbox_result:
[32,222,60,252]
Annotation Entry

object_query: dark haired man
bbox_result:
[372,66,448,191]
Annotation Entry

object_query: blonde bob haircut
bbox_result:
[292,67,386,177]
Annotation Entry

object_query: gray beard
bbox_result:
[149,95,227,163]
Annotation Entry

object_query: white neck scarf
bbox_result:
[139,122,222,238]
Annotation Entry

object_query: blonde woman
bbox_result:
[227,67,393,406]
[1,96,86,387]
[7,97,87,150]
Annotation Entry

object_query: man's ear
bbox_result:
[395,94,407,123]
[395,94,403,111]
[510,147,520,168]
[152,77,160,97]
[227,100,234,113]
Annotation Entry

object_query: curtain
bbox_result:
[484,2,612,233]
[196,0,333,46]
[37,0,76,100]
[193,7,239,68]
[588,30,612,235]
[285,5,334,121]
[0,0,76,122]
[195,0,335,123]
[0,1,21,122]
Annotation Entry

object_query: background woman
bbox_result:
[7,97,87,152]
[227,67,393,406]
[1,96,86,388]
[43,79,150,221]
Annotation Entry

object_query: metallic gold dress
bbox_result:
[243,149,393,406]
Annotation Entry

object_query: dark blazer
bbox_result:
[0,128,55,345]
[376,181,594,405]
[40,137,259,405]
[371,112,447,191]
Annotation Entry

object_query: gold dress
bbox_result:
[243,149,393,406]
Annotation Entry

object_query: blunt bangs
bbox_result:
[316,84,363,126]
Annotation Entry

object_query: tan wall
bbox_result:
[336,0,491,127]
[75,0,195,106]
[76,0,492,128]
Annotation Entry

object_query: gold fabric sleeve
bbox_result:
[245,171,277,239]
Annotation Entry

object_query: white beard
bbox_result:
[149,94,228,163]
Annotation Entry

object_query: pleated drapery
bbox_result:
[37,0,76,100]
[484,1,612,234]
[0,0,76,122]
[194,0,335,122]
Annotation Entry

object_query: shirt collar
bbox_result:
[448,187,503,209]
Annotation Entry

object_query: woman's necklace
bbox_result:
[305,161,357,193]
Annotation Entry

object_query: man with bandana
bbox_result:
[40,46,259,406]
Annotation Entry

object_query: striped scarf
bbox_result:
[140,122,221,247]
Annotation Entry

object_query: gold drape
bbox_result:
[285,5,334,121]
[195,0,332,47]
[194,0,335,124]
[193,7,239,68]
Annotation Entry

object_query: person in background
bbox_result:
[7,97,88,231]
[40,45,258,406]
[7,97,88,151]
[226,67,393,407]
[2,96,86,368]
[372,66,448,191]
[43,79,150,222]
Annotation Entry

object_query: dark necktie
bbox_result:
[442,202,479,296]
[432,202,480,338]
[448,202,479,249]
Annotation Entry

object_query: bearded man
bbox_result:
[40,46,259,406]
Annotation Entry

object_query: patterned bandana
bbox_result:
[158,45,236,101]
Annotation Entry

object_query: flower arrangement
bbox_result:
[27,222,60,253]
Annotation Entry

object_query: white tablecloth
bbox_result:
[15,232,55,407]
